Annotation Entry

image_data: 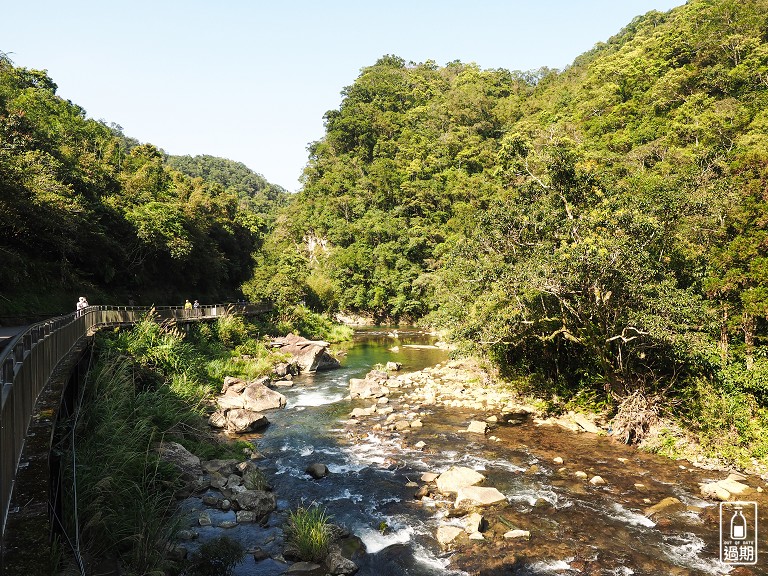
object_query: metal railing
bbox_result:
[0,302,264,543]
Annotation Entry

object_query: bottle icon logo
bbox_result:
[720,501,758,565]
[730,507,747,540]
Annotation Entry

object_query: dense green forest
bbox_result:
[0,55,288,316]
[4,0,768,462]
[246,0,768,461]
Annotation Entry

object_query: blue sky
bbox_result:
[3,1,685,191]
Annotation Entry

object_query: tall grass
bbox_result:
[58,313,262,573]
[285,503,333,562]
[61,350,182,574]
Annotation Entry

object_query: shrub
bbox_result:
[276,305,353,343]
[214,314,250,347]
[187,536,245,576]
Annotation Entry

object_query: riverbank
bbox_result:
[367,355,768,480]
[341,356,768,574]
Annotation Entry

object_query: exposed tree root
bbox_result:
[611,390,660,445]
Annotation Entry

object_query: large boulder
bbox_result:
[233,489,277,517]
[436,466,485,495]
[157,441,202,481]
[242,380,287,411]
[225,409,269,434]
[217,378,286,412]
[271,333,341,372]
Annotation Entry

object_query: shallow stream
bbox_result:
[182,329,768,575]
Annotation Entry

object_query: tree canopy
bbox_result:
[0,52,288,314]
[252,0,768,418]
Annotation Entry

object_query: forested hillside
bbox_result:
[0,53,287,317]
[251,0,768,460]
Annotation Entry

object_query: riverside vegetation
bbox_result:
[4,0,768,568]
[56,310,351,575]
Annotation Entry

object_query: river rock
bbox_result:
[436,525,464,546]
[455,486,507,508]
[699,476,753,501]
[271,333,341,372]
[217,378,287,413]
[589,475,606,486]
[236,510,259,523]
[464,512,486,533]
[224,408,269,433]
[700,482,731,501]
[436,466,486,494]
[306,462,329,479]
[201,459,239,476]
[385,361,402,371]
[324,548,358,575]
[571,412,602,434]
[274,361,299,378]
[221,375,249,394]
[504,529,531,539]
[156,441,202,482]
[718,476,753,496]
[394,420,411,431]
[467,420,488,434]
[349,372,390,399]
[644,497,685,518]
[242,380,287,411]
[286,562,325,575]
[233,489,277,516]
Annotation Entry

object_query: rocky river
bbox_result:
[176,328,768,576]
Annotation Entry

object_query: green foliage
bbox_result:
[187,536,245,576]
[61,349,183,574]
[285,503,333,563]
[57,314,287,572]
[683,379,768,467]
[165,154,288,222]
[273,305,354,342]
[242,464,269,491]
[233,0,768,464]
[213,313,250,347]
[0,55,287,315]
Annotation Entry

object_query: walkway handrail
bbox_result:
[0,302,264,541]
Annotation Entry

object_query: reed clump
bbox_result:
[284,503,333,563]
